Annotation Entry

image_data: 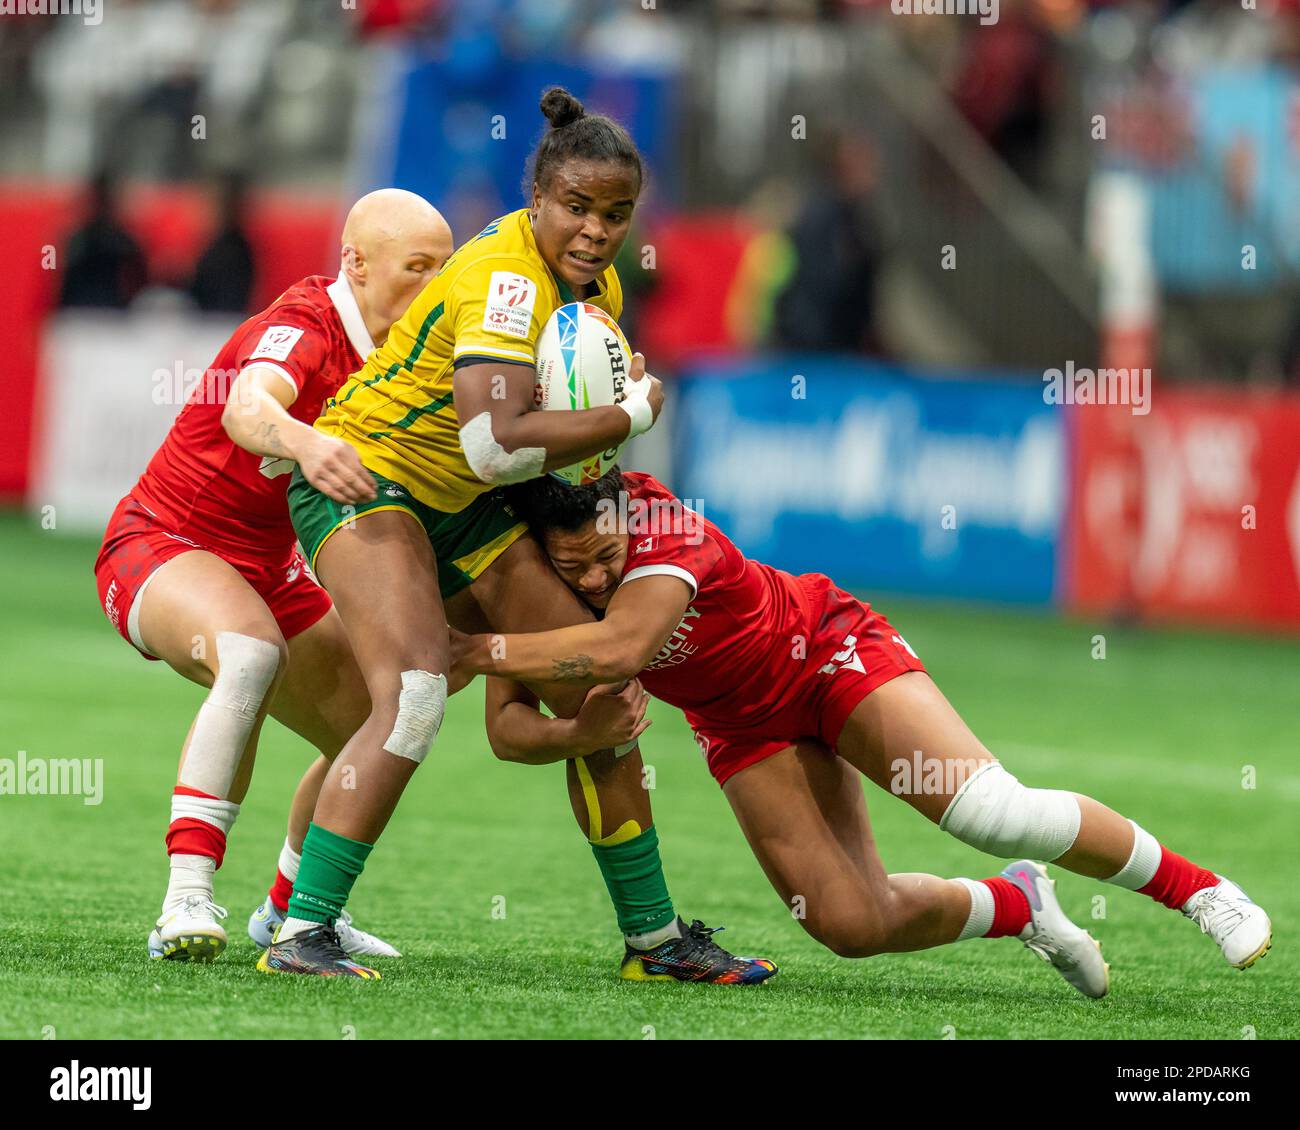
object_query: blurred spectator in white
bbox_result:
[1150,0,1300,74]
[34,0,290,180]
[582,0,689,70]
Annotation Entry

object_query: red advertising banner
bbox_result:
[0,183,338,502]
[1065,387,1300,630]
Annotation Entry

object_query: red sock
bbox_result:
[268,868,294,912]
[1138,846,1218,910]
[982,876,1032,938]
[165,785,229,866]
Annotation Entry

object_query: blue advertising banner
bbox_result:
[671,358,1065,604]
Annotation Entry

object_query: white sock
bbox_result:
[625,918,682,950]
[278,837,302,882]
[953,877,995,941]
[163,853,215,915]
[1103,820,1162,890]
[169,791,240,835]
[278,915,325,942]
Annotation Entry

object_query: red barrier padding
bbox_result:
[0,182,339,501]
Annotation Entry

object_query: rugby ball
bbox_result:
[534,302,632,486]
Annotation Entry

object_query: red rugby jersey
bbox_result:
[617,472,835,732]
[132,275,374,559]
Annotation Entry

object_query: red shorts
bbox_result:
[93,494,332,660]
[689,586,927,787]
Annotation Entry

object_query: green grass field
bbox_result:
[0,511,1294,1040]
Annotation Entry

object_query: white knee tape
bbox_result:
[179,632,281,797]
[459,412,546,485]
[939,762,1081,861]
[383,670,447,764]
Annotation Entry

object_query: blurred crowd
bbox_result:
[3,0,1299,373]
[59,169,254,313]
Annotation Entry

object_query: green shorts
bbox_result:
[288,466,528,601]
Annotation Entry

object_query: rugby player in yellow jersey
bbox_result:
[258,88,777,983]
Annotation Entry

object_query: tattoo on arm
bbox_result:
[552,654,594,682]
[254,421,284,455]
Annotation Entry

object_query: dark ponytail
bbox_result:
[528,86,643,196]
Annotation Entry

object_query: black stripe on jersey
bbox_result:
[452,354,535,371]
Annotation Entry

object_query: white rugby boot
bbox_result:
[1182,876,1272,970]
[148,894,228,962]
[1003,859,1109,999]
[247,894,283,949]
[248,896,400,958]
[335,909,402,958]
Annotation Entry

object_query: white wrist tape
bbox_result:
[618,394,654,439]
[459,412,546,485]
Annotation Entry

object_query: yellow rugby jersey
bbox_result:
[318,208,624,512]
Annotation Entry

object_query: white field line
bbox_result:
[989,740,1300,803]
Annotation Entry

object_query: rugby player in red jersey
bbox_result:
[94,181,768,985]
[453,469,1274,994]
[94,189,453,962]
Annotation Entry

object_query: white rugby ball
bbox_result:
[533,301,632,486]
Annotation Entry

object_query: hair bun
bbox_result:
[540,87,586,129]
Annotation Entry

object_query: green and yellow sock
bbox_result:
[591,824,677,942]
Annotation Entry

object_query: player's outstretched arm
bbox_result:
[484,676,651,765]
[452,354,663,485]
[222,365,375,504]
[455,575,690,685]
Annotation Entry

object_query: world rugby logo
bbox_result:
[495,277,532,306]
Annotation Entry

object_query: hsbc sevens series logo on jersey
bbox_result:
[483,271,537,339]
